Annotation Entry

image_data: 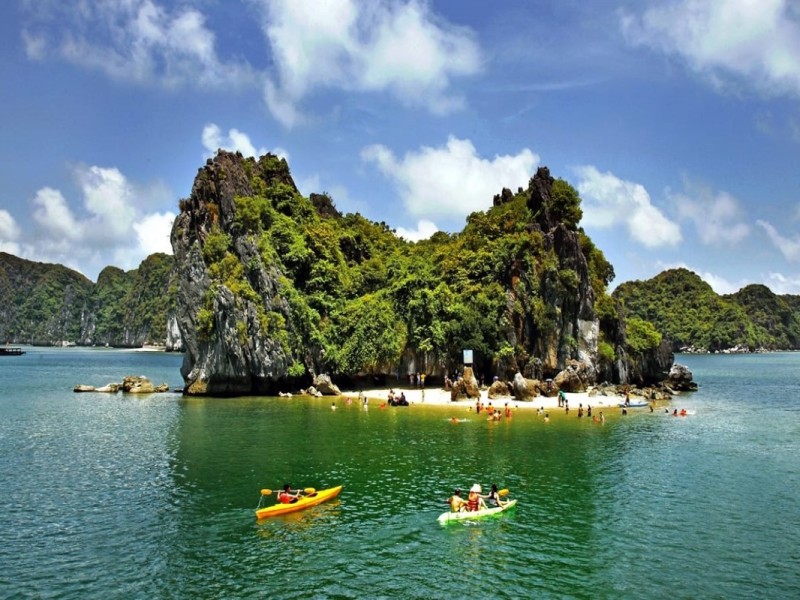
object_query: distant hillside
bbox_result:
[0,252,180,349]
[5,252,798,358]
[724,284,800,349]
[613,268,800,352]
[0,253,93,344]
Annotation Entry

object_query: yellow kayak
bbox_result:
[255,485,343,519]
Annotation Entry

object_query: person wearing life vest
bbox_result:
[278,484,300,504]
[466,484,487,511]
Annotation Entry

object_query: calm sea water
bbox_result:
[1,348,798,599]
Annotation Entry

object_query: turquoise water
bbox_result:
[1,348,798,599]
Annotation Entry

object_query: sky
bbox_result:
[1,0,799,295]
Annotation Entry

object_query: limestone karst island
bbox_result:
[169,150,683,397]
[8,151,800,399]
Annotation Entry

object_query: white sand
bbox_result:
[342,386,627,410]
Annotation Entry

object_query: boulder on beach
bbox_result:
[450,366,481,401]
[313,374,341,396]
[487,379,513,399]
[512,373,539,401]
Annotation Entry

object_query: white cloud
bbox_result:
[757,219,800,261]
[21,29,47,60]
[23,0,480,125]
[0,209,22,241]
[25,165,175,279]
[396,219,439,242]
[700,271,742,295]
[133,212,175,255]
[201,124,289,162]
[201,124,265,159]
[670,180,750,244]
[260,0,482,127]
[78,166,137,239]
[621,0,800,98]
[32,187,81,241]
[0,209,22,255]
[575,165,681,248]
[23,0,256,89]
[362,136,538,222]
[764,271,800,294]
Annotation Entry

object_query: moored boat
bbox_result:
[438,499,517,524]
[255,485,343,519]
[618,400,649,408]
[0,347,25,356]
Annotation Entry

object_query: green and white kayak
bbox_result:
[437,499,517,524]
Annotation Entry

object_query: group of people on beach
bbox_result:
[385,389,409,406]
[446,483,507,513]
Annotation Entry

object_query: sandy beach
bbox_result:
[343,386,628,411]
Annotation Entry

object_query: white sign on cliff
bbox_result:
[463,349,473,365]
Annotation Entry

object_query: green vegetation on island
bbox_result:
[171,150,654,395]
[0,251,175,347]
[613,268,800,352]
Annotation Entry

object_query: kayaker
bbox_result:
[484,484,507,508]
[278,484,300,504]
[466,484,487,511]
[447,489,467,512]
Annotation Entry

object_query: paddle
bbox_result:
[499,488,509,497]
[259,487,316,496]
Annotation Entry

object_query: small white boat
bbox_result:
[618,400,649,408]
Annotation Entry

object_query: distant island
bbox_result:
[613,268,800,353]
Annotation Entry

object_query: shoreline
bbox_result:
[341,386,630,411]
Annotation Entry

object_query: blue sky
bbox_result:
[1,0,799,294]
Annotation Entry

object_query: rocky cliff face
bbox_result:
[170,151,295,395]
[495,167,670,386]
[525,167,598,377]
